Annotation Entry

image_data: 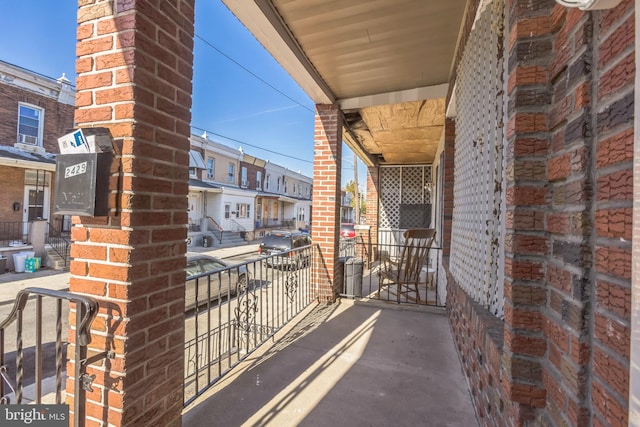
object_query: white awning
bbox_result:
[278,196,297,204]
[189,150,206,169]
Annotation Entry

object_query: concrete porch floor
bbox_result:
[183,300,478,427]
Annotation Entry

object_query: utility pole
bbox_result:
[353,153,359,224]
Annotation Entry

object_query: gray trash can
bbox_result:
[344,257,363,298]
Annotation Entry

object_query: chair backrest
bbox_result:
[397,228,436,283]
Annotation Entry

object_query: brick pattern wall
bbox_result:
[447,262,530,427]
[0,83,74,152]
[591,1,634,425]
[239,160,265,191]
[363,167,379,262]
[311,104,342,303]
[0,167,27,223]
[541,5,595,426]
[69,1,194,426]
[446,1,634,426]
[441,119,455,257]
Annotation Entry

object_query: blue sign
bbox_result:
[71,129,87,148]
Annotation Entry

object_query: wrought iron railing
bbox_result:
[0,222,27,247]
[0,288,101,427]
[184,244,315,406]
[46,222,70,267]
[206,216,223,244]
[229,218,246,233]
[338,230,444,307]
[255,219,296,230]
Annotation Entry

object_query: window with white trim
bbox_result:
[18,103,44,146]
[265,174,271,190]
[277,177,281,192]
[293,183,297,195]
[228,163,235,183]
[298,207,305,221]
[207,158,215,179]
[256,171,262,190]
[236,203,250,218]
[241,167,248,187]
[284,179,288,194]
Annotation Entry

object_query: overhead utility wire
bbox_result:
[191,125,313,164]
[194,34,315,114]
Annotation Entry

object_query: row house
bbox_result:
[261,160,312,235]
[187,133,312,245]
[0,60,74,270]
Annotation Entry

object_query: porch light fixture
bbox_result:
[554,0,622,10]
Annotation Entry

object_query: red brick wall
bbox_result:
[591,1,634,425]
[0,167,26,223]
[68,1,194,426]
[0,83,74,153]
[240,160,265,191]
[311,104,342,303]
[446,1,634,426]
[442,118,455,257]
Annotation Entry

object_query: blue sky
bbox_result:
[0,0,364,188]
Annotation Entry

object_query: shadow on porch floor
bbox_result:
[183,300,478,427]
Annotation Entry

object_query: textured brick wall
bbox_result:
[0,167,26,223]
[447,261,510,427]
[239,160,264,191]
[69,1,194,426]
[311,104,342,303]
[446,1,634,426]
[0,83,74,152]
[442,119,455,257]
[365,166,378,252]
[591,1,634,425]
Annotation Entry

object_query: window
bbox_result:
[241,167,248,187]
[256,171,262,190]
[189,167,197,177]
[298,207,305,221]
[18,103,44,146]
[224,204,231,219]
[293,183,297,195]
[228,163,235,183]
[277,177,281,192]
[207,158,215,179]
[266,174,271,190]
[306,186,310,198]
[236,203,250,218]
[284,179,288,194]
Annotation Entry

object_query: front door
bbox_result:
[23,185,49,234]
[223,203,232,230]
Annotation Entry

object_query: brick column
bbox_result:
[69,1,194,426]
[503,1,554,424]
[441,118,455,257]
[365,167,378,260]
[311,104,342,303]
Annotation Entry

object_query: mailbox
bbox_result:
[53,152,113,216]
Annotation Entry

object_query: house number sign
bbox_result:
[65,161,88,179]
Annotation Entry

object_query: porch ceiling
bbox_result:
[221,0,467,166]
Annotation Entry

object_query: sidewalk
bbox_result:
[0,242,260,306]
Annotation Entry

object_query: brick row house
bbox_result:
[187,132,312,246]
[54,0,638,426]
[0,60,74,270]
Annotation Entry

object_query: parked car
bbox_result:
[258,231,312,269]
[340,223,356,238]
[185,254,248,311]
